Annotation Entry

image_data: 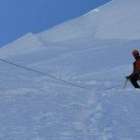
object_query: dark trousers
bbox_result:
[129,73,140,88]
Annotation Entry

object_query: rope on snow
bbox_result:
[0,58,88,90]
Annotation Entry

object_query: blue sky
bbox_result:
[0,0,111,47]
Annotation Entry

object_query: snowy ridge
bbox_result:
[0,0,140,139]
[38,0,140,43]
[0,33,44,58]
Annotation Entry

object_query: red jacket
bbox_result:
[133,56,140,73]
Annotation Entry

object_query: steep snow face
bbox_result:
[38,0,140,43]
[95,0,140,39]
[37,11,99,43]
[0,39,139,140]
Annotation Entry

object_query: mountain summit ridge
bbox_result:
[2,0,140,49]
[38,0,140,43]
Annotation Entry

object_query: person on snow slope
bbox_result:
[127,49,140,88]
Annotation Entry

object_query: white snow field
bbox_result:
[0,0,140,139]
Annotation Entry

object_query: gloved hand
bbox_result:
[126,75,131,80]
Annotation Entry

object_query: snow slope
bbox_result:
[0,0,140,139]
[38,0,140,43]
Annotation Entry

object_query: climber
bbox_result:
[126,49,140,88]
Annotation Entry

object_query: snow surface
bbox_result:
[0,0,140,139]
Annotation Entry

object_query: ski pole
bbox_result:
[123,78,129,89]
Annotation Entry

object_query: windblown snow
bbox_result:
[0,0,140,139]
